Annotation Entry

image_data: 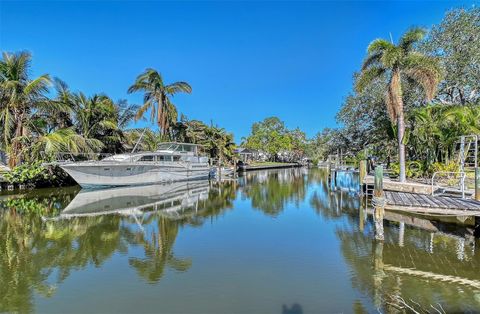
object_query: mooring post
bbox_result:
[233,159,237,178]
[359,160,367,194]
[359,204,365,232]
[475,167,480,201]
[372,239,384,309]
[374,166,385,241]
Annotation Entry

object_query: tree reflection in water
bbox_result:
[308,168,480,312]
[0,210,124,312]
[239,168,308,216]
[0,180,237,312]
[128,216,192,283]
[3,169,480,312]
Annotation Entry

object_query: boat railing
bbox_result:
[43,152,113,163]
[431,171,467,198]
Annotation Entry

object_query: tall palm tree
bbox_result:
[127,69,191,138]
[356,28,442,182]
[0,51,51,167]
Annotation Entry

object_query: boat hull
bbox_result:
[60,162,211,188]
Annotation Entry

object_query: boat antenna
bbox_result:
[132,128,148,153]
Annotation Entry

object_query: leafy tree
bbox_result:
[337,75,394,154]
[288,128,308,161]
[422,8,480,105]
[243,117,293,161]
[356,28,442,182]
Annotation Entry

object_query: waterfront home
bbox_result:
[235,148,268,163]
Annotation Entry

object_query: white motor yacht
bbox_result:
[60,142,211,188]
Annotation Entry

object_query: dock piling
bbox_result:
[359,160,367,194]
[475,167,480,201]
[373,166,385,241]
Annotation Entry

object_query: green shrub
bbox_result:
[3,162,75,187]
[428,161,460,175]
[390,161,425,178]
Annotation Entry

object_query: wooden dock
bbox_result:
[364,175,433,194]
[382,191,480,216]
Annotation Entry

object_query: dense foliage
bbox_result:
[315,7,480,177]
[242,117,308,162]
[2,162,74,187]
[127,116,236,162]
[0,52,236,186]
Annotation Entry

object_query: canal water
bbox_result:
[1,168,480,313]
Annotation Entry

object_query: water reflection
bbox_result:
[0,180,236,312]
[1,168,480,312]
[54,181,210,219]
[239,168,309,216]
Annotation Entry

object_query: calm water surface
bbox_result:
[1,168,480,313]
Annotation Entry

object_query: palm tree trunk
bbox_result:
[9,114,23,168]
[397,112,407,182]
[391,70,406,183]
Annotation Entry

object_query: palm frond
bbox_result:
[381,45,403,68]
[361,51,383,70]
[355,66,386,92]
[135,100,154,121]
[367,39,395,54]
[399,27,426,52]
[403,53,442,101]
[165,82,192,95]
[24,74,51,96]
[98,120,119,130]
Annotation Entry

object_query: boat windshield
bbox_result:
[102,154,132,161]
[157,143,197,153]
[157,143,177,151]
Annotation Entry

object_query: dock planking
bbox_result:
[384,191,480,214]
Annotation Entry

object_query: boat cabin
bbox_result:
[102,143,208,163]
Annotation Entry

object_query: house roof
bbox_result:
[235,147,258,154]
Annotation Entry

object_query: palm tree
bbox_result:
[204,125,236,163]
[124,128,162,152]
[0,51,51,167]
[128,69,192,139]
[356,28,442,182]
[71,93,120,153]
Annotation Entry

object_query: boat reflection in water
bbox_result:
[53,180,210,221]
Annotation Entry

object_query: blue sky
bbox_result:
[0,1,476,142]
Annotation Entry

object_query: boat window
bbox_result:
[157,155,172,162]
[157,143,197,153]
[158,143,174,150]
[139,155,154,161]
[173,155,181,161]
[179,145,195,152]
[103,154,130,161]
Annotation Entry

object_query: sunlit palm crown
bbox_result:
[0,52,51,142]
[128,69,192,136]
[356,27,443,123]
